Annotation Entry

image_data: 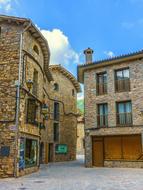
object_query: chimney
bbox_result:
[84,47,94,64]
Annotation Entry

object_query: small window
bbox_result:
[54,102,60,121]
[96,72,107,95]
[97,103,108,127]
[54,83,59,91]
[116,101,132,125]
[72,89,75,96]
[115,68,130,92]
[32,69,38,96]
[53,123,59,142]
[33,45,39,55]
[27,99,37,125]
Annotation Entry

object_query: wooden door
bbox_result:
[92,137,103,167]
[48,143,53,162]
[45,142,49,164]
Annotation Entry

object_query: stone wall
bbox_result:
[0,22,21,177]
[41,67,78,162]
[0,19,50,177]
[77,117,84,155]
[84,59,143,167]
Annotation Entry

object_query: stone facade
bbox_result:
[40,65,81,163]
[0,15,51,177]
[77,116,84,155]
[78,49,143,168]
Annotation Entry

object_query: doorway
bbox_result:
[92,137,104,167]
[48,143,54,162]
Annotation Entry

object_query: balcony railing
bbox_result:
[97,83,107,95]
[116,112,132,126]
[97,114,108,127]
[115,79,130,92]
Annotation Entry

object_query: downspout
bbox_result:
[14,22,31,178]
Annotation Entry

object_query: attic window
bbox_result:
[33,45,39,55]
[72,89,75,96]
[54,83,59,91]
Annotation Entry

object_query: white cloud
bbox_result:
[0,0,12,11]
[41,29,80,65]
[104,51,115,58]
[0,0,18,12]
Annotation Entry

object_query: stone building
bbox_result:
[78,48,143,168]
[77,116,84,155]
[40,64,81,163]
[0,15,52,177]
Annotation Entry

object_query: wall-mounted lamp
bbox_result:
[41,103,49,117]
[26,79,33,91]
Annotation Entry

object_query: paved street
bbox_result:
[0,156,143,190]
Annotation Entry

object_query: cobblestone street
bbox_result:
[0,156,143,190]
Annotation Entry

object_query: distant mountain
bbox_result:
[77,99,84,113]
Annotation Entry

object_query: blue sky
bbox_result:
[0,0,143,99]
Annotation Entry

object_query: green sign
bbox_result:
[55,144,68,154]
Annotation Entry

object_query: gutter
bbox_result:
[14,21,31,178]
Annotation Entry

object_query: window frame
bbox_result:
[53,83,59,91]
[25,138,38,168]
[26,99,37,125]
[96,71,107,96]
[116,100,132,126]
[54,102,60,121]
[33,45,39,55]
[114,67,130,93]
[53,122,59,142]
[97,103,108,127]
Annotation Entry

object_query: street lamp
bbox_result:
[26,79,33,91]
[41,103,49,119]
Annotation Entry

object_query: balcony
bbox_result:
[115,79,130,92]
[97,114,108,127]
[116,112,132,126]
[97,83,107,95]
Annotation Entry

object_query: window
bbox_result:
[27,99,37,125]
[115,68,130,92]
[72,89,75,96]
[53,83,59,91]
[25,139,38,167]
[97,103,108,127]
[54,102,59,121]
[96,72,107,95]
[0,27,1,37]
[116,101,132,125]
[32,69,38,96]
[53,123,59,142]
[33,45,39,55]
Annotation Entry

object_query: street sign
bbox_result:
[55,144,68,154]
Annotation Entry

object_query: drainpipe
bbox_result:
[14,22,31,178]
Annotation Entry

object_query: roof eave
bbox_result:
[49,65,81,93]
[78,52,143,84]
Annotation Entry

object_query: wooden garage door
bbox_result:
[104,136,122,160]
[92,137,103,167]
[104,135,142,160]
[122,135,142,160]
